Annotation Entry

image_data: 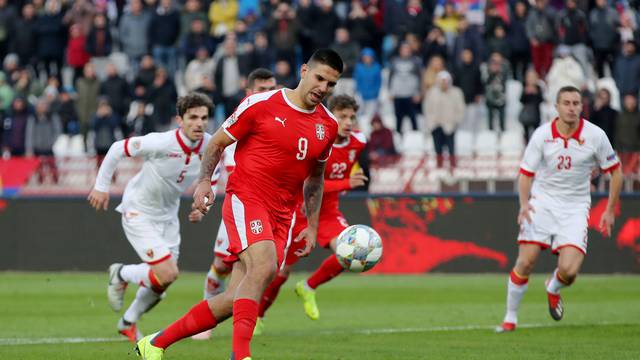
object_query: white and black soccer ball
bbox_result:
[335,225,383,272]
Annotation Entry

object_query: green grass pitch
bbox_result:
[1,272,639,359]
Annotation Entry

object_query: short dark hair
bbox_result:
[176,92,214,117]
[556,85,582,103]
[247,68,275,88]
[308,48,344,73]
[328,94,359,112]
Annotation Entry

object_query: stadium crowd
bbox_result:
[0,0,639,176]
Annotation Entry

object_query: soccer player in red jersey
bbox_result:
[135,49,344,360]
[254,95,368,332]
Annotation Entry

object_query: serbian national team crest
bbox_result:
[250,220,263,235]
[315,124,325,140]
[349,149,357,162]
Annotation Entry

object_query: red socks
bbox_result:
[307,254,344,290]
[152,300,217,349]
[232,298,258,360]
[258,274,289,317]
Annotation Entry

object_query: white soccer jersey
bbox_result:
[520,118,620,209]
[95,129,212,221]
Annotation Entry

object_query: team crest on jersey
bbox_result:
[316,124,325,140]
[250,220,263,234]
[349,149,356,162]
[132,139,141,149]
[578,138,585,145]
[146,249,154,259]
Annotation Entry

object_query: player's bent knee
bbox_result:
[557,265,578,284]
[515,257,536,275]
[213,260,231,275]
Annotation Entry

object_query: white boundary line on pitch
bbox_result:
[0,321,636,346]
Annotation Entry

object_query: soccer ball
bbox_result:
[335,225,383,272]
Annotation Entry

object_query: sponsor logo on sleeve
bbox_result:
[606,153,617,161]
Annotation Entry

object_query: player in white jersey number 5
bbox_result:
[87,93,216,342]
[497,86,622,332]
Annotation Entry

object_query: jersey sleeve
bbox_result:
[221,96,260,142]
[519,130,543,177]
[595,131,620,173]
[94,133,167,192]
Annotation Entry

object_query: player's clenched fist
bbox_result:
[192,180,214,215]
[88,189,109,211]
[349,169,368,189]
[188,209,205,223]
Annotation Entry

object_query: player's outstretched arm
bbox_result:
[517,173,535,225]
[192,128,235,215]
[295,161,327,257]
[88,139,131,211]
[600,166,623,237]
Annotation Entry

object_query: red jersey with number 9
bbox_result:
[222,89,338,220]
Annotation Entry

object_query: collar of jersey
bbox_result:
[551,117,584,142]
[175,129,204,156]
[333,134,351,148]
[281,88,316,114]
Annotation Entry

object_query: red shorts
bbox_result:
[222,194,292,267]
[284,210,348,266]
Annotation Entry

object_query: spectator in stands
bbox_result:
[423,27,448,65]
[0,71,14,115]
[13,70,44,102]
[52,87,79,135]
[35,0,66,81]
[405,0,431,40]
[547,45,586,104]
[247,31,275,71]
[589,0,620,77]
[119,0,152,73]
[434,2,462,46]
[239,0,260,20]
[616,94,640,174]
[66,24,91,84]
[296,0,317,62]
[149,0,181,76]
[484,2,507,41]
[486,25,511,60]
[526,0,555,77]
[76,63,100,147]
[133,55,156,99]
[424,71,465,168]
[614,40,640,99]
[331,27,360,96]
[268,1,300,68]
[0,0,15,62]
[274,59,297,89]
[452,18,483,69]
[184,47,215,92]
[91,98,122,159]
[214,37,246,116]
[100,63,130,122]
[147,67,177,131]
[484,52,508,132]
[312,0,340,50]
[182,18,215,64]
[208,0,239,38]
[26,99,60,183]
[389,42,421,133]
[556,0,590,76]
[62,0,95,35]
[346,0,379,56]
[591,88,617,145]
[508,1,530,82]
[180,0,208,42]
[368,115,397,164]
[454,49,483,131]
[2,97,31,158]
[86,13,113,60]
[126,100,154,136]
[519,69,544,142]
[10,3,38,70]
[354,47,382,134]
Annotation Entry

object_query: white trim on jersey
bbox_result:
[223,128,238,142]
[281,89,316,114]
[222,89,279,131]
[318,147,332,162]
[352,131,367,144]
[231,194,249,249]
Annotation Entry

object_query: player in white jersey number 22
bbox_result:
[87,93,216,342]
[496,86,623,333]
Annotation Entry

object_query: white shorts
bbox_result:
[213,219,230,257]
[121,212,181,264]
[517,200,589,255]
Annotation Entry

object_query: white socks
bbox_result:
[122,286,163,325]
[120,263,151,287]
[504,271,529,324]
[204,266,229,299]
[546,269,568,295]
